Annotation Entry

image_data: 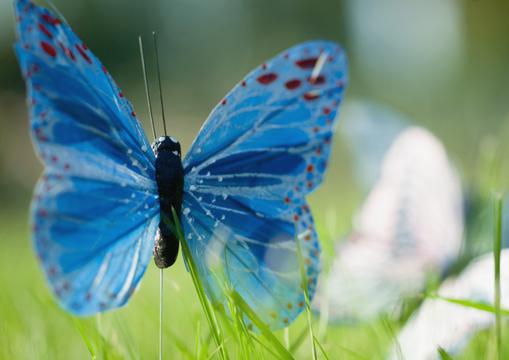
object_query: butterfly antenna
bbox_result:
[138,36,157,140]
[152,32,168,136]
[310,52,328,84]
[42,0,69,25]
[159,268,164,360]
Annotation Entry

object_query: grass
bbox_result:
[1,200,507,360]
[0,138,508,359]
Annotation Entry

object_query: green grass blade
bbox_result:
[493,192,503,359]
[165,210,229,360]
[437,347,454,360]
[288,327,309,353]
[427,293,509,316]
[72,318,96,359]
[230,291,294,360]
[294,230,318,360]
[313,335,330,360]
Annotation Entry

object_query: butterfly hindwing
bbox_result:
[182,41,347,328]
[15,0,158,314]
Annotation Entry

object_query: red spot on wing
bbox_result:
[284,197,291,204]
[241,80,247,87]
[48,266,57,276]
[257,73,278,85]
[38,23,53,39]
[221,99,227,105]
[293,214,299,222]
[262,63,267,70]
[119,92,124,98]
[303,92,320,101]
[76,44,92,64]
[40,41,57,58]
[102,65,108,74]
[51,156,58,163]
[296,57,318,69]
[323,107,331,115]
[58,42,76,61]
[307,181,313,189]
[285,79,301,90]
[307,164,314,172]
[42,14,62,26]
[64,163,71,171]
[131,111,136,117]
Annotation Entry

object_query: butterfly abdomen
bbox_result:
[153,136,184,269]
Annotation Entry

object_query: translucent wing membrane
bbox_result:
[15,0,158,314]
[182,41,347,328]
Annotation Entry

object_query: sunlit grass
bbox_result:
[0,136,508,359]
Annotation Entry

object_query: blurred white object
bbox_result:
[389,251,509,360]
[314,125,464,322]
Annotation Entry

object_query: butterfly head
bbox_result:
[152,136,182,158]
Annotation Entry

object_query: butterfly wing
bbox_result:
[314,127,464,323]
[15,0,158,314]
[182,40,347,328]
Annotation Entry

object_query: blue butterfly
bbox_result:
[14,0,348,329]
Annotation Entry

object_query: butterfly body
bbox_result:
[153,136,184,268]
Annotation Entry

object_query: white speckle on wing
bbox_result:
[183,207,190,215]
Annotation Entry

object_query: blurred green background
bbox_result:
[2,0,509,212]
[1,0,509,358]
